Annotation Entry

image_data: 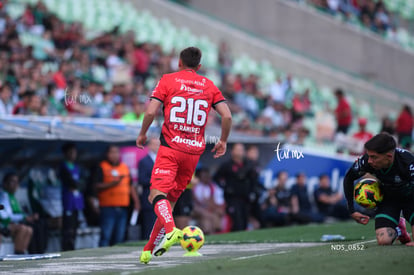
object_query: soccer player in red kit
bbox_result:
[136,47,232,264]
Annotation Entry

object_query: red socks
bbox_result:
[143,219,165,252]
[154,199,175,233]
[143,197,176,252]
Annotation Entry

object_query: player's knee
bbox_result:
[152,194,167,209]
[148,189,166,204]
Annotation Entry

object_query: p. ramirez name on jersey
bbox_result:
[171,136,203,148]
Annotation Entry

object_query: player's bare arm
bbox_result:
[95,175,125,192]
[211,101,232,158]
[136,99,162,149]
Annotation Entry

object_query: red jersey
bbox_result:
[151,69,226,155]
[335,98,352,127]
[396,110,413,134]
[353,131,373,143]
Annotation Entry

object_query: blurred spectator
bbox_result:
[27,167,61,251]
[112,101,125,119]
[32,31,56,61]
[133,43,151,83]
[192,168,225,235]
[350,117,373,155]
[334,88,352,134]
[93,145,140,246]
[64,80,94,116]
[137,137,159,240]
[326,0,341,15]
[274,171,293,220]
[261,171,291,227]
[12,90,34,115]
[353,118,373,142]
[84,81,104,117]
[84,171,100,227]
[96,90,114,118]
[290,172,324,224]
[214,143,260,231]
[380,115,395,135]
[372,2,390,33]
[314,174,349,220]
[121,98,145,123]
[246,145,260,171]
[396,105,413,150]
[0,172,34,254]
[58,142,84,251]
[46,83,67,116]
[258,101,288,133]
[234,82,260,120]
[269,76,286,104]
[246,144,264,228]
[296,127,310,146]
[282,125,297,145]
[292,89,312,120]
[218,41,233,80]
[25,93,42,115]
[0,84,13,115]
[52,63,68,90]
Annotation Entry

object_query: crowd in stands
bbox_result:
[308,0,409,42]
[332,87,413,154]
[0,0,312,142]
[1,0,413,151]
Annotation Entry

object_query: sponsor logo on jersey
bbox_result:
[154,168,171,175]
[180,84,203,94]
[171,136,203,148]
[175,78,205,87]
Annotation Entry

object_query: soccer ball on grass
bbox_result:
[180,225,205,256]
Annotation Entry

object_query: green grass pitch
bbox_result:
[1,220,413,274]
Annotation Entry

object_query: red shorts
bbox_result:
[150,146,200,202]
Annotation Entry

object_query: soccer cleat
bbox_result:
[397,217,411,244]
[153,227,183,257]
[139,250,152,264]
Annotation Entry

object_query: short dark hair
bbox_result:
[277,170,288,178]
[62,142,76,153]
[195,167,209,178]
[180,47,202,69]
[105,144,118,154]
[335,88,344,96]
[318,173,329,180]
[2,172,18,185]
[364,133,396,154]
[295,172,306,178]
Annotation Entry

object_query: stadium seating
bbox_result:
[288,0,414,52]
[6,0,401,153]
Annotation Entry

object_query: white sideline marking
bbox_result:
[352,239,377,245]
[233,250,287,261]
